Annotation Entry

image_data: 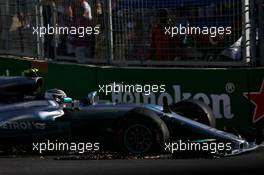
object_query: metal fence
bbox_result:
[0,0,41,58]
[0,0,261,66]
[257,0,264,66]
[49,0,110,64]
[112,0,245,66]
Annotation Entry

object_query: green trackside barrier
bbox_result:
[0,57,264,131]
[96,67,252,129]
[39,62,98,99]
[0,57,98,99]
[0,57,30,76]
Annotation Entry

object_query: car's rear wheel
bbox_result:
[119,108,170,155]
[171,100,216,128]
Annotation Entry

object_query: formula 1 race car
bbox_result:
[0,73,259,156]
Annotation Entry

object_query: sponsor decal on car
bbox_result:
[0,121,46,130]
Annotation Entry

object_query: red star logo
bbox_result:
[244,81,264,123]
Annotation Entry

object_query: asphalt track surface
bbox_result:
[0,147,264,175]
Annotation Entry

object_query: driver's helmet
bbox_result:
[44,89,67,103]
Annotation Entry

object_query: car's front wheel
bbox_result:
[123,123,154,154]
[118,108,170,155]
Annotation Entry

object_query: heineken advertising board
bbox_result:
[0,57,263,131]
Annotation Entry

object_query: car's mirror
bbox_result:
[87,91,99,105]
[80,91,99,107]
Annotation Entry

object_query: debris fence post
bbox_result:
[106,0,114,64]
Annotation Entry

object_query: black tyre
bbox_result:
[171,100,216,128]
[118,108,170,155]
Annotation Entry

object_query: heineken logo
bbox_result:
[112,85,234,120]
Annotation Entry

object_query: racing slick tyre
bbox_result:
[118,108,170,155]
[170,100,216,128]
